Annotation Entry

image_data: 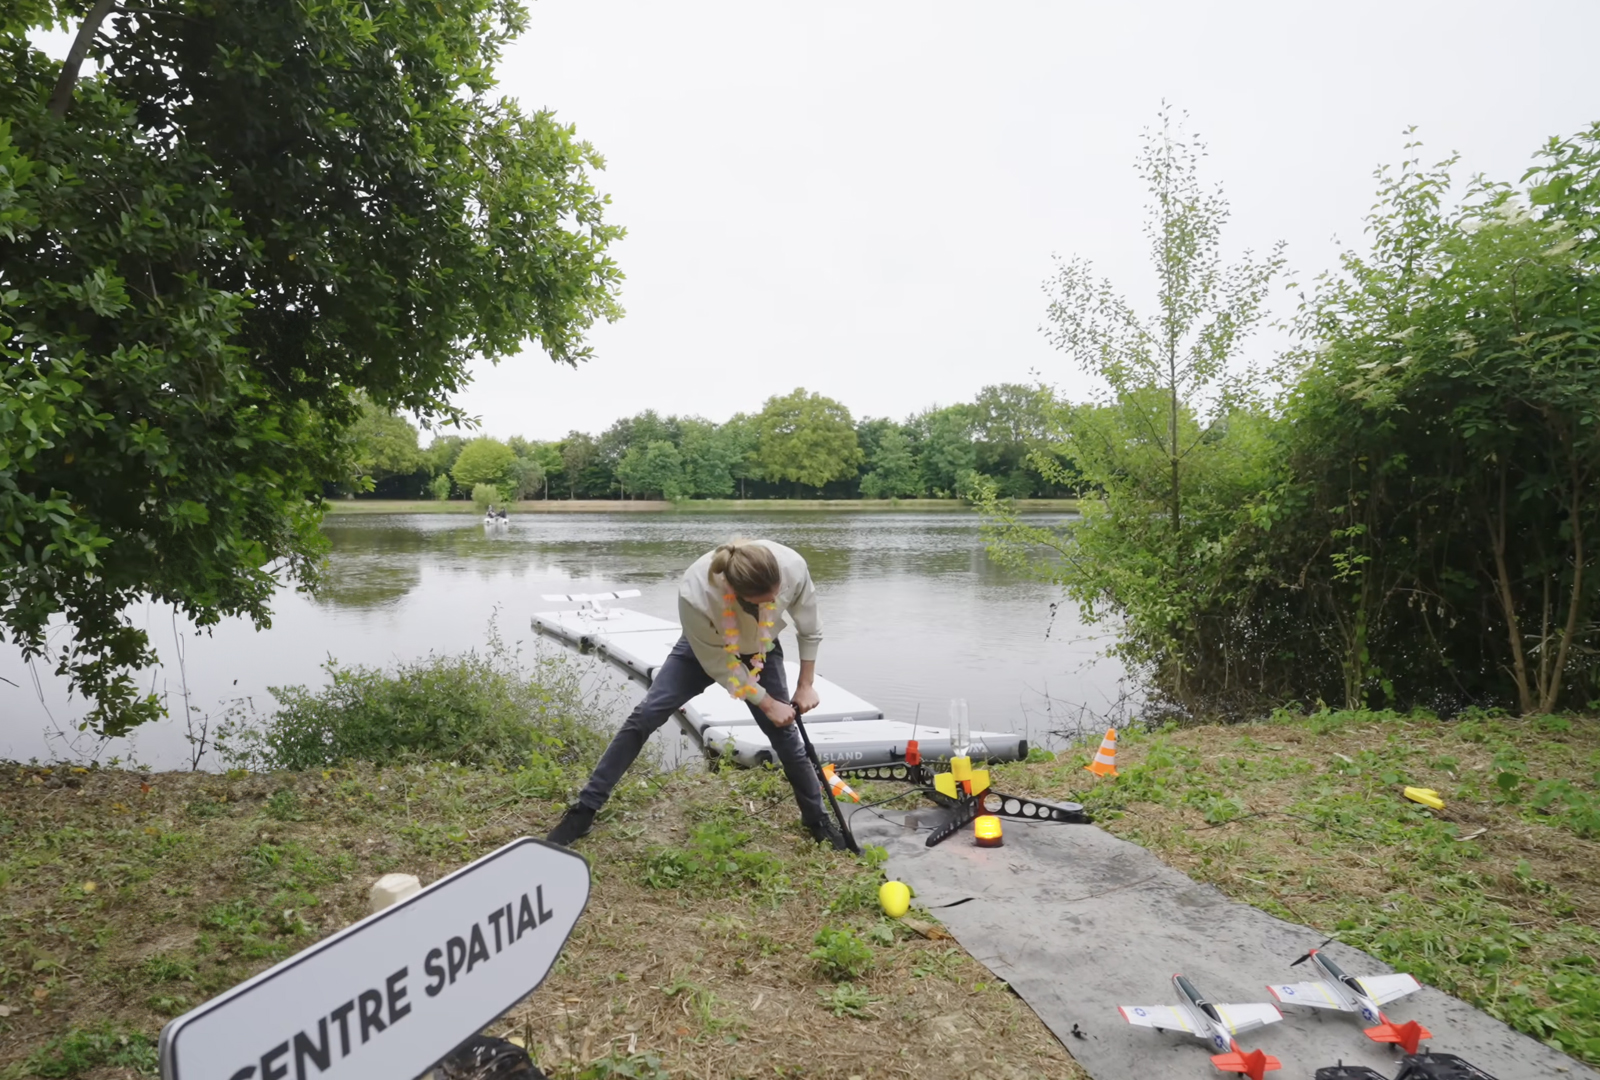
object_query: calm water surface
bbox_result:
[0,512,1124,768]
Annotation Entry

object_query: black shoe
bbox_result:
[806,816,852,852]
[547,804,596,846]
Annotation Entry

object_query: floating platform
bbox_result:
[530,605,1028,768]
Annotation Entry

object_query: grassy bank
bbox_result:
[0,763,1082,1080]
[986,710,1600,1065]
[322,498,1080,515]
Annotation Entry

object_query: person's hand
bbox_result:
[792,684,820,716]
[760,695,796,728]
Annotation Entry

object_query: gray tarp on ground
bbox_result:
[848,806,1596,1080]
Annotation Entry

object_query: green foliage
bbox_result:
[1,0,622,733]
[453,438,520,499]
[754,388,863,492]
[616,440,685,500]
[979,107,1283,705]
[642,820,789,895]
[346,400,423,492]
[569,1053,672,1080]
[4,1023,158,1079]
[859,425,921,498]
[430,473,454,500]
[808,925,874,981]
[988,111,1600,716]
[471,483,504,512]
[227,625,609,771]
[816,982,878,1018]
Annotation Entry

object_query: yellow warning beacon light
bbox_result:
[974,815,1003,847]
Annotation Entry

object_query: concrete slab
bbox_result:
[848,807,1596,1080]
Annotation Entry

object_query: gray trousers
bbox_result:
[576,636,828,823]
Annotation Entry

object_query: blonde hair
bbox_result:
[708,538,780,597]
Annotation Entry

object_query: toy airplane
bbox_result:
[837,746,1090,847]
[1119,974,1283,1080]
[1270,945,1431,1054]
[540,589,642,617]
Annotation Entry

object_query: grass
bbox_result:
[322,498,1081,515]
[987,709,1600,1066]
[0,763,1084,1079]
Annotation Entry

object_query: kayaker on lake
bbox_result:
[546,538,846,849]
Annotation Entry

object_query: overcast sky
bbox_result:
[38,2,1600,440]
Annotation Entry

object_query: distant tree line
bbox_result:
[345,383,1082,503]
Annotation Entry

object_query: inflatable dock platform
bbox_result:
[530,604,1029,768]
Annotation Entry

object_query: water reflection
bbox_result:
[0,512,1123,769]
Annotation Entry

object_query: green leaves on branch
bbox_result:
[1,0,622,734]
[987,112,1600,716]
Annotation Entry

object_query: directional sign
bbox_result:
[160,838,589,1080]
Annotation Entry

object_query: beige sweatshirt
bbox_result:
[677,540,821,705]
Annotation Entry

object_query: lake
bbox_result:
[0,512,1126,770]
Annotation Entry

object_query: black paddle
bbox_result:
[792,711,862,855]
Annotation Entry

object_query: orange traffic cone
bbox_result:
[822,763,861,803]
[1084,728,1118,777]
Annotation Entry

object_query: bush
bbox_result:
[471,482,507,511]
[429,473,453,500]
[225,622,610,771]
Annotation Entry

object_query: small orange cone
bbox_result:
[822,762,861,803]
[1084,728,1118,777]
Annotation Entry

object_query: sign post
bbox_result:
[160,838,589,1080]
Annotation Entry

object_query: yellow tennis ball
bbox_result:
[878,880,911,919]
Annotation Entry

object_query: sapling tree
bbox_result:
[979,106,1285,701]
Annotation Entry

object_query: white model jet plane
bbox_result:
[1119,974,1284,1080]
[1268,946,1431,1054]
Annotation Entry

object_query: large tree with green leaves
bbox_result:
[1,0,623,733]
[754,388,862,494]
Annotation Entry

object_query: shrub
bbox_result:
[471,482,506,511]
[225,622,609,771]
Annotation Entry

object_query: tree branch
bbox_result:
[47,0,118,120]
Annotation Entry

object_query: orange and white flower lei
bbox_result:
[722,591,777,700]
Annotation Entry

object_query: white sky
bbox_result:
[36,2,1600,440]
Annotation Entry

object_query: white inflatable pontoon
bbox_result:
[531,600,1029,768]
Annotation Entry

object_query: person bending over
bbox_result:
[546,538,847,849]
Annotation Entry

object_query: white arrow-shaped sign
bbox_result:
[160,838,589,1080]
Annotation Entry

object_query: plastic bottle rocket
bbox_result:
[949,698,970,759]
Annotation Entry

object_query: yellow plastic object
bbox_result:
[969,769,990,796]
[934,772,959,800]
[879,880,911,918]
[974,815,1003,847]
[950,755,973,782]
[1404,786,1445,811]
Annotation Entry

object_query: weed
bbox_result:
[568,1052,672,1080]
[808,926,873,982]
[642,821,788,896]
[915,953,960,985]
[4,1024,158,1079]
[816,982,878,1018]
[139,954,196,983]
[265,789,304,821]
